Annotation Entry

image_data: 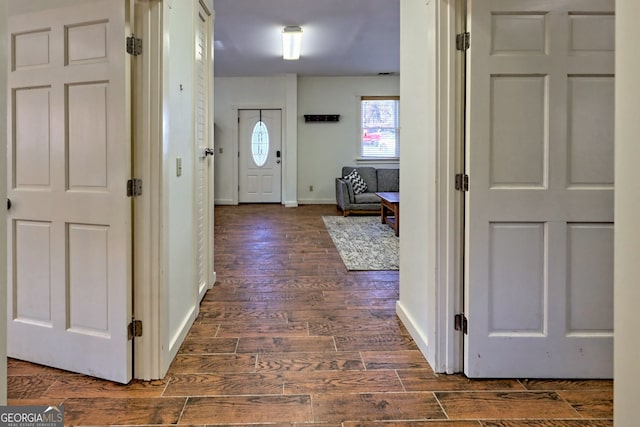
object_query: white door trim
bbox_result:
[238,109,283,203]
[132,0,163,380]
[134,0,216,380]
[395,0,462,375]
[232,105,286,205]
[435,0,464,374]
[436,0,467,374]
[0,0,7,405]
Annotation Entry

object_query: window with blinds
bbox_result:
[360,96,400,158]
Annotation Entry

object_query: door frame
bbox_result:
[233,106,285,205]
[131,0,163,380]
[404,0,467,375]
[434,0,465,374]
[0,0,7,404]
[450,0,468,373]
[394,0,462,374]
[132,0,216,380]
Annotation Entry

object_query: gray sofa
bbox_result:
[335,166,399,216]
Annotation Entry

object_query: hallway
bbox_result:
[7,204,613,425]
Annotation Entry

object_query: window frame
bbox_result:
[250,120,269,167]
[358,95,400,161]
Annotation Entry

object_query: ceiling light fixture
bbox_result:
[282,26,303,60]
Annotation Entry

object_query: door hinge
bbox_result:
[456,32,470,51]
[455,174,469,191]
[126,34,142,56]
[454,314,468,334]
[128,319,143,339]
[127,179,143,197]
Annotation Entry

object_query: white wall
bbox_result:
[161,0,201,367]
[283,74,298,207]
[298,76,400,204]
[214,75,399,206]
[214,76,291,205]
[395,0,439,365]
[615,1,640,424]
[0,0,8,405]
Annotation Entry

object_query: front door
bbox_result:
[238,109,282,203]
[7,0,133,383]
[464,0,614,378]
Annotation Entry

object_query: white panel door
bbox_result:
[465,0,614,378]
[7,0,132,383]
[195,2,213,301]
[238,109,282,203]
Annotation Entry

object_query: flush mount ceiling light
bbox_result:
[282,25,303,60]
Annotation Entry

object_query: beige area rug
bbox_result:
[322,216,399,271]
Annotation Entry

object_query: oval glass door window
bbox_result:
[251,121,269,167]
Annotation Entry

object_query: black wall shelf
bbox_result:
[304,114,340,122]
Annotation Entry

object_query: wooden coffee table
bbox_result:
[375,192,400,236]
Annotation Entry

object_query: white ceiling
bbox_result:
[213,0,400,77]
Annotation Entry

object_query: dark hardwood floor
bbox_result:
[7,204,613,426]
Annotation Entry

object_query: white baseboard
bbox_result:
[284,201,299,208]
[163,304,198,378]
[396,300,436,371]
[214,199,235,205]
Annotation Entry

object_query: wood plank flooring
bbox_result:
[7,204,613,426]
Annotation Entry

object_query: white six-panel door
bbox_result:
[7,0,132,383]
[465,0,614,378]
[238,109,283,203]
